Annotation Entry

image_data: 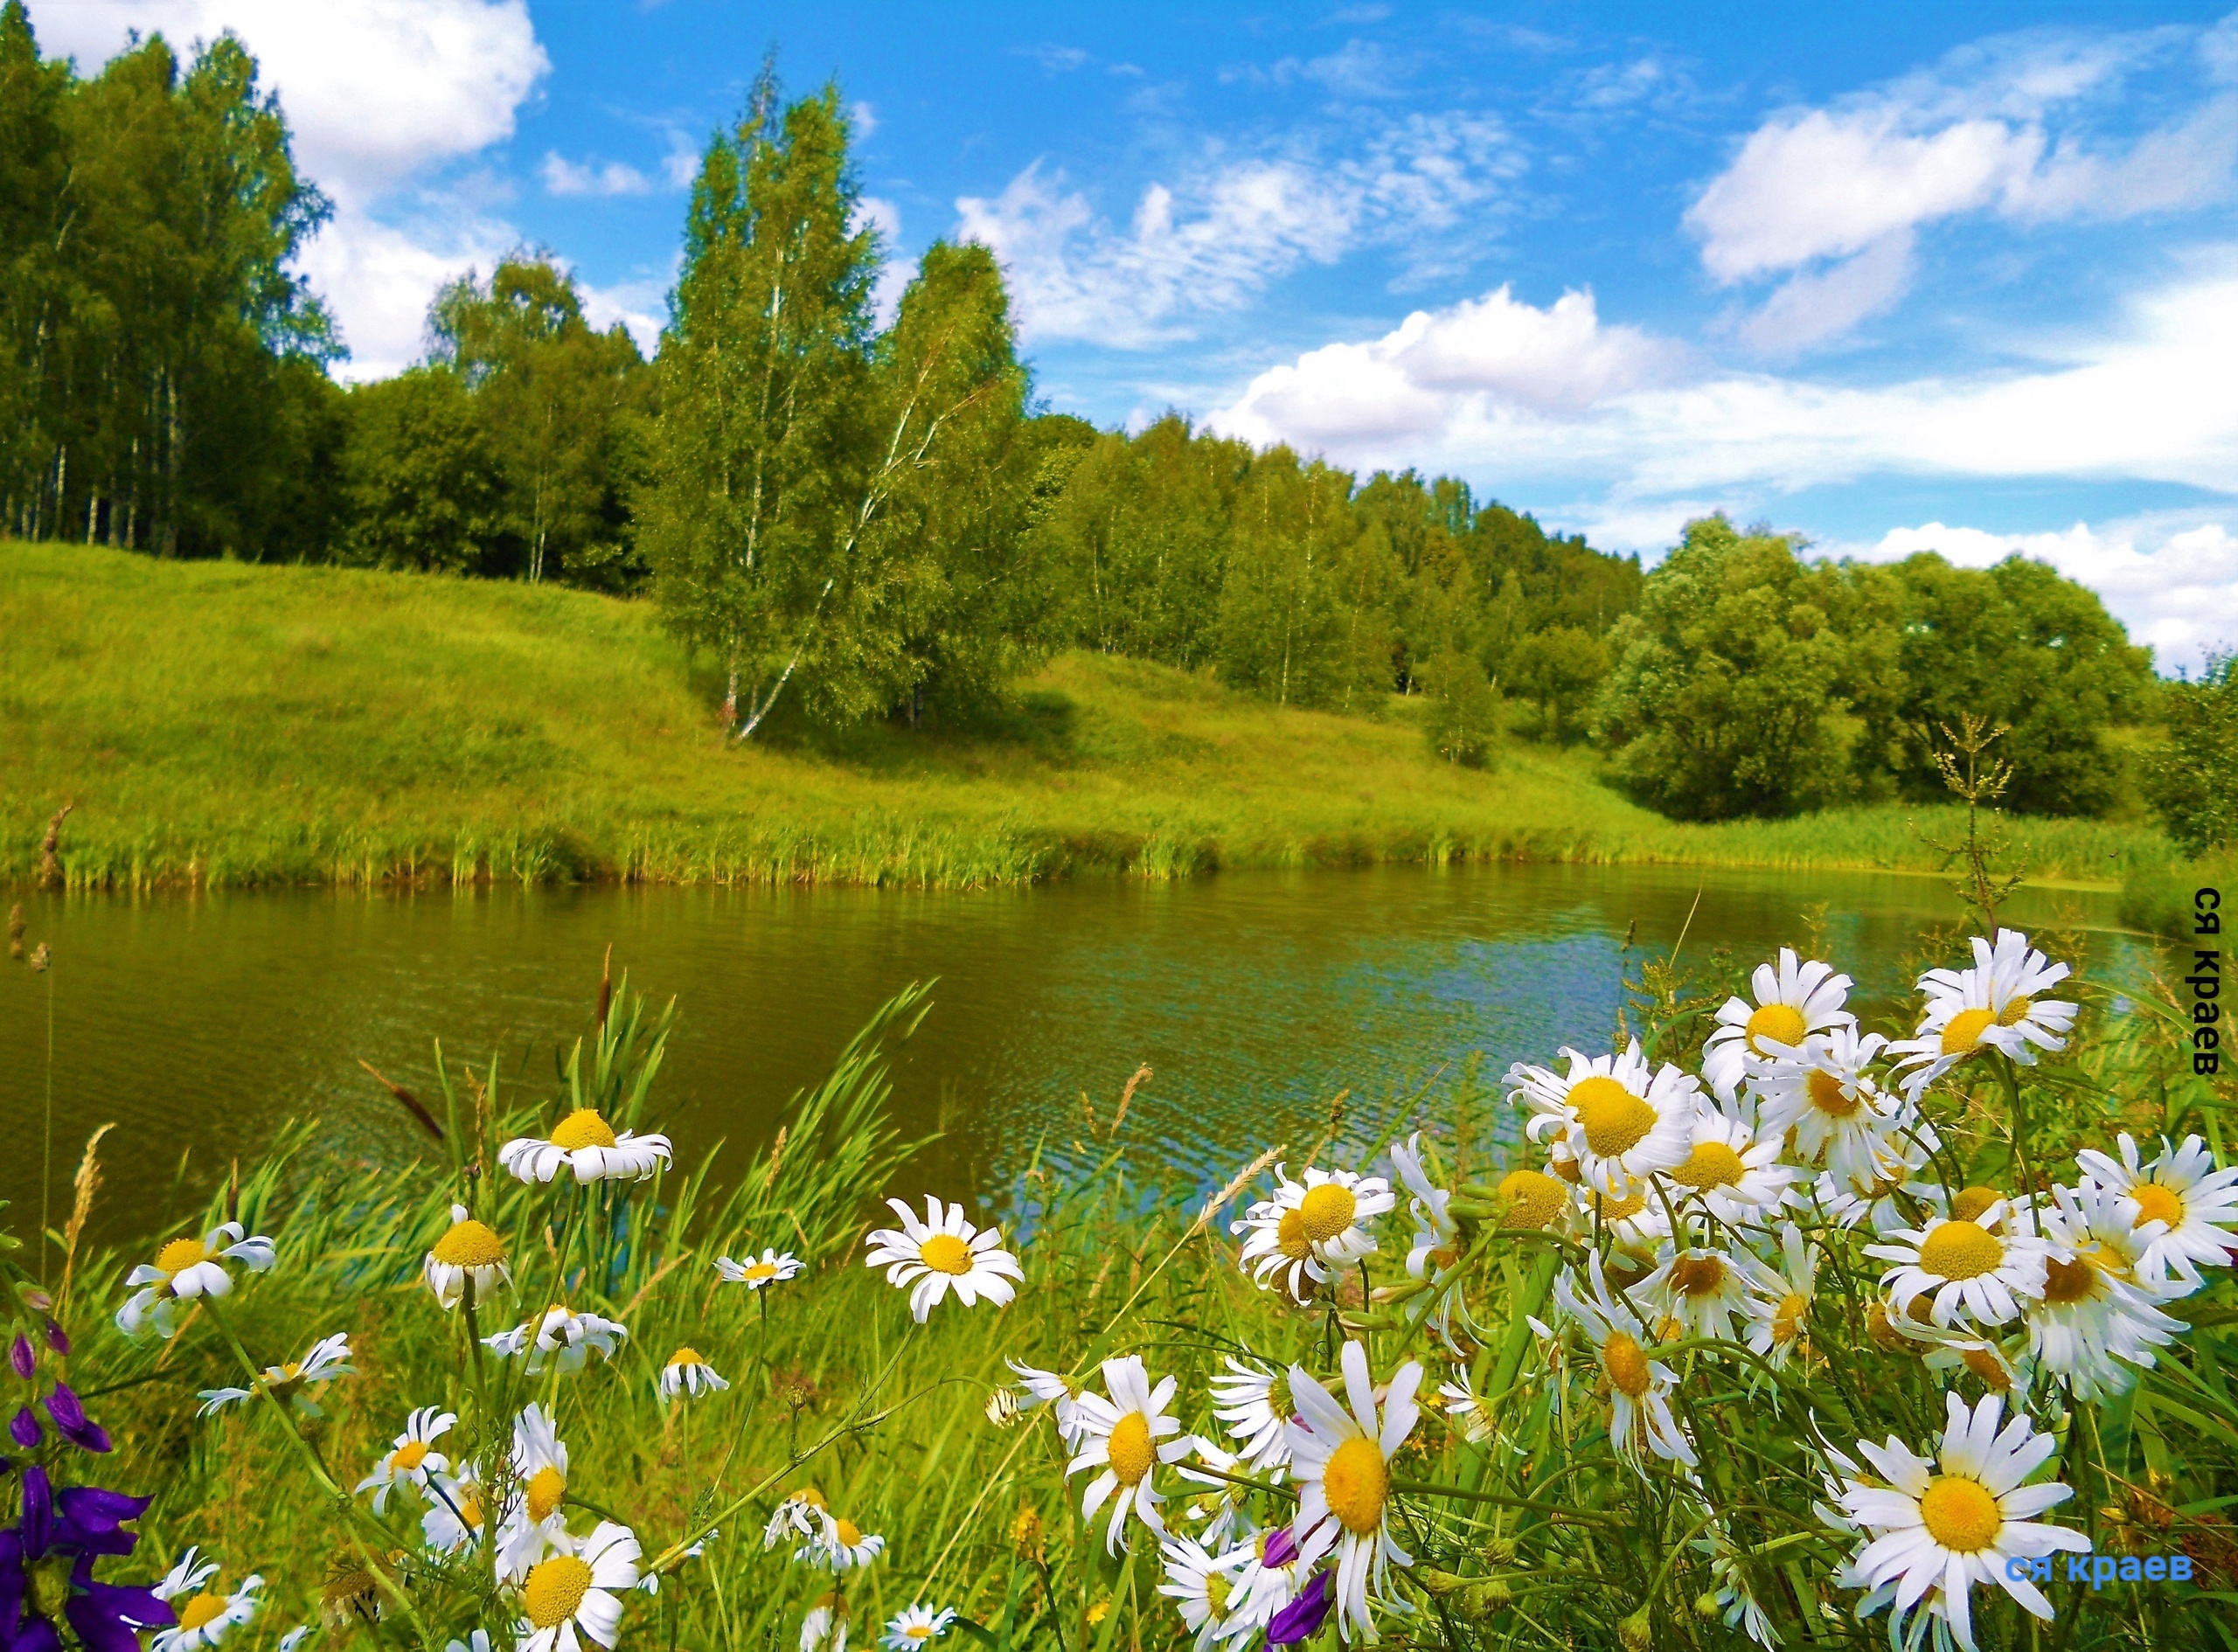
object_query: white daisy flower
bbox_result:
[764,1487,838,1551]
[1740,1223,1817,1369]
[1660,1098,1803,1222]
[2075,1132,2238,1288]
[879,1606,956,1652]
[1174,1436,1253,1549]
[1751,1026,1900,1183]
[1286,1339,1421,1645]
[499,1108,671,1184]
[1506,1042,1700,1197]
[1158,1535,1257,1651]
[863,1197,1024,1322]
[1240,1166,1395,1288]
[1639,1242,1756,1344]
[1703,947,1856,1101]
[483,1303,628,1374]
[1835,1392,2089,1651]
[516,1520,640,1652]
[423,1204,510,1308]
[116,1222,276,1338]
[801,1593,848,1652]
[715,1248,803,1290]
[1552,1253,1695,1471]
[1692,1525,1778,1652]
[152,1550,264,1652]
[1231,1527,1305,1633]
[1067,1355,1192,1554]
[422,1470,487,1554]
[1388,1135,1457,1279]
[657,1347,729,1401]
[797,1510,885,1572]
[2027,1181,2185,1401]
[1868,1204,2049,1329]
[1435,1364,1491,1444]
[1004,1360,1088,1447]
[1232,1178,1320,1299]
[354,1407,455,1513]
[1208,1357,1295,1476]
[1893,1308,2033,1401]
[277,1628,314,1652]
[197,1331,352,1418]
[1890,930,2077,1097]
[1573,1179,1671,1259]
[1815,1121,1943,1233]
[498,1404,571,1585]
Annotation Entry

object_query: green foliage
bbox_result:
[1877,551,2155,816]
[0,5,338,558]
[1213,449,1387,711]
[1504,623,1605,741]
[1599,516,1860,819]
[1421,649,1500,767]
[340,368,507,575]
[2142,651,2238,853]
[428,258,653,589]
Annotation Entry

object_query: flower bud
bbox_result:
[9,1336,32,1380]
[1617,1604,1653,1652]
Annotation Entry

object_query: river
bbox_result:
[0,864,2147,1245]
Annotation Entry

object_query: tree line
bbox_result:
[2,12,2167,824]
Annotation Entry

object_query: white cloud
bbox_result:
[956,113,1519,345]
[1858,515,2238,671]
[31,1,552,381]
[850,100,879,140]
[541,152,655,198]
[30,1,547,205]
[1203,254,2238,530]
[1687,17,2238,349]
[1016,44,1088,73]
[578,271,669,357]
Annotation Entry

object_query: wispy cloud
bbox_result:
[1015,44,1089,73]
[541,151,657,197]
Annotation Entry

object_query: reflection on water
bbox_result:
[0,864,2142,1242]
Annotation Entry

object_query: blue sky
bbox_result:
[31,1,2238,664]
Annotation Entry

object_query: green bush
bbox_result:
[2143,652,2238,852]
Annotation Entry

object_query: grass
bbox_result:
[2,541,2174,891]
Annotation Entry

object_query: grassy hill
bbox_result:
[2,542,2169,890]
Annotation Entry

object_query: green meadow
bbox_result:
[2,542,2171,892]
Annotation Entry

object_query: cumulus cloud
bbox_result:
[31,0,552,379]
[541,153,656,198]
[1859,516,2238,672]
[1203,254,2238,531]
[956,112,1519,345]
[1688,15,2238,349]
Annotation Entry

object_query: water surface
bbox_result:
[0,864,2141,1244]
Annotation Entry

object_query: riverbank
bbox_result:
[4,541,2171,890]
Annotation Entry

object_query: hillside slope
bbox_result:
[3,544,2164,888]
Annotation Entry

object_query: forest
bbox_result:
[0,7,2192,829]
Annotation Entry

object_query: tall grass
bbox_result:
[3,543,2172,892]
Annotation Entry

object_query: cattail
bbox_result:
[6,902,21,960]
[27,943,49,973]
[36,802,73,892]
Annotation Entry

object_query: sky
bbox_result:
[24,0,2238,669]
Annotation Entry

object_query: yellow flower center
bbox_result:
[1602,1330,1651,1398]
[906,1628,933,1643]
[1497,1169,1567,1229]
[796,1486,827,1510]
[1772,1293,1808,1345]
[549,1108,618,1151]
[745,1260,781,1281]
[1919,1476,2003,1552]
[1949,1187,2005,1225]
[156,1238,208,1274]
[1917,1220,2005,1281]
[1867,1301,1922,1356]
[1961,1347,2010,1390]
[1298,1183,1359,1242]
[1668,1254,1726,1298]
[2133,1183,2185,1229]
[2041,1255,2101,1306]
[1998,995,2034,1028]
[1267,1371,1294,1420]
[390,1440,430,1473]
[431,1219,504,1268]
[1571,1077,1657,1158]
[1806,1068,1861,1118]
[458,1492,484,1528]
[1744,1002,1807,1054]
[1275,1207,1312,1260]
[1323,1435,1390,1536]
[1670,1142,1747,1191]
[834,1517,863,1547]
[1940,1008,1998,1057]
[526,1465,566,1524]
[1550,1155,1582,1184]
[524,1554,594,1628]
[177,1593,229,1632]
[1108,1411,1156,1486]
[919,1233,974,1275]
[668,1347,704,1368]
[1204,1572,1234,1619]
[1588,1187,1647,1224]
